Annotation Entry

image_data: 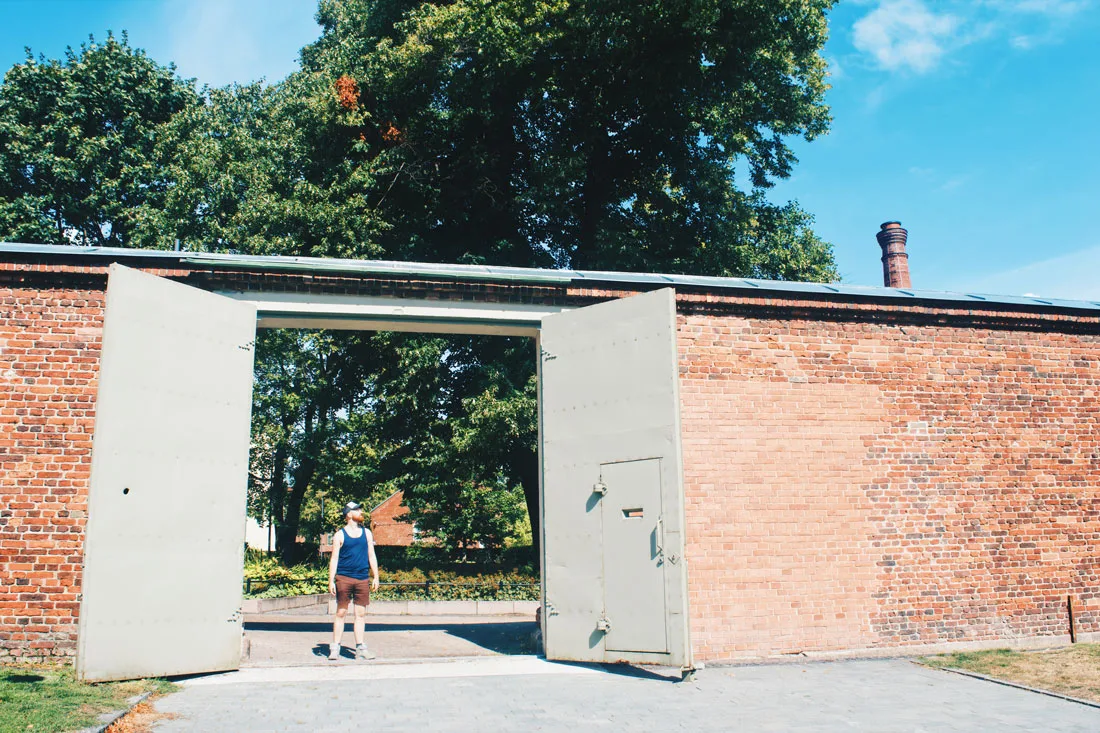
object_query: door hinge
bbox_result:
[540,348,557,361]
[238,340,255,352]
[596,613,612,633]
[593,481,608,496]
[545,601,558,617]
[227,609,242,623]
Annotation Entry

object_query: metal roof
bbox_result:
[3,241,1099,314]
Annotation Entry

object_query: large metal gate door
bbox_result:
[539,288,690,667]
[76,264,257,682]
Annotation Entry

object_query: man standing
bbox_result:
[328,501,380,660]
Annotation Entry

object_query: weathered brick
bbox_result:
[678,308,1100,662]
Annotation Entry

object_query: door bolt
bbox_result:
[596,614,612,633]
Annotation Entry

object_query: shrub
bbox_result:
[243,553,539,601]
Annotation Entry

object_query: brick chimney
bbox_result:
[876,221,911,289]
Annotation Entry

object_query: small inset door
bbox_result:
[76,264,257,682]
[539,288,690,668]
[600,459,667,654]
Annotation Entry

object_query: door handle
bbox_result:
[655,516,665,559]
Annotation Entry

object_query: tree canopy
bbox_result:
[0,1,839,559]
[301,0,837,279]
[0,33,196,246]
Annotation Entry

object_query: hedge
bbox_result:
[243,556,539,601]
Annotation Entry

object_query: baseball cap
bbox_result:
[342,501,362,517]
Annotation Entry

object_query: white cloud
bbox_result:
[952,245,1100,301]
[853,1,960,73]
[852,0,1091,72]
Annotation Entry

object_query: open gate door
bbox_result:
[76,264,257,682]
[539,288,691,668]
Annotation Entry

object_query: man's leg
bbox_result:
[353,603,367,647]
[331,607,347,658]
[353,579,375,660]
[331,576,350,659]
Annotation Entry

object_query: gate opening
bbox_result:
[240,327,540,666]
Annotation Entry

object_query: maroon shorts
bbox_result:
[334,575,371,611]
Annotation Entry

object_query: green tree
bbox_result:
[131,78,387,258]
[0,33,196,245]
[248,329,384,564]
[0,2,842,560]
[364,332,538,555]
[291,0,839,555]
[302,0,838,277]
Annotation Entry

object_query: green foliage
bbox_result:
[0,665,174,733]
[0,33,197,245]
[1,1,841,563]
[130,77,386,258]
[248,329,390,563]
[242,552,538,600]
[247,328,537,560]
[278,0,840,556]
[302,0,839,277]
[367,333,538,555]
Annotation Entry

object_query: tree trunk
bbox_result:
[276,454,317,565]
[575,130,609,270]
[513,445,540,559]
[276,404,321,565]
[268,442,289,531]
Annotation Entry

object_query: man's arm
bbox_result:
[328,531,343,595]
[366,528,380,591]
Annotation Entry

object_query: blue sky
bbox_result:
[2,0,1098,300]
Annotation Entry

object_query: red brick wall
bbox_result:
[370,491,416,547]
[0,285,104,663]
[679,310,1100,661]
[3,253,1099,666]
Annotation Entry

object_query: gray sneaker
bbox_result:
[355,643,376,661]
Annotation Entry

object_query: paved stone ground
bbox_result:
[151,656,1100,732]
[244,613,538,665]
